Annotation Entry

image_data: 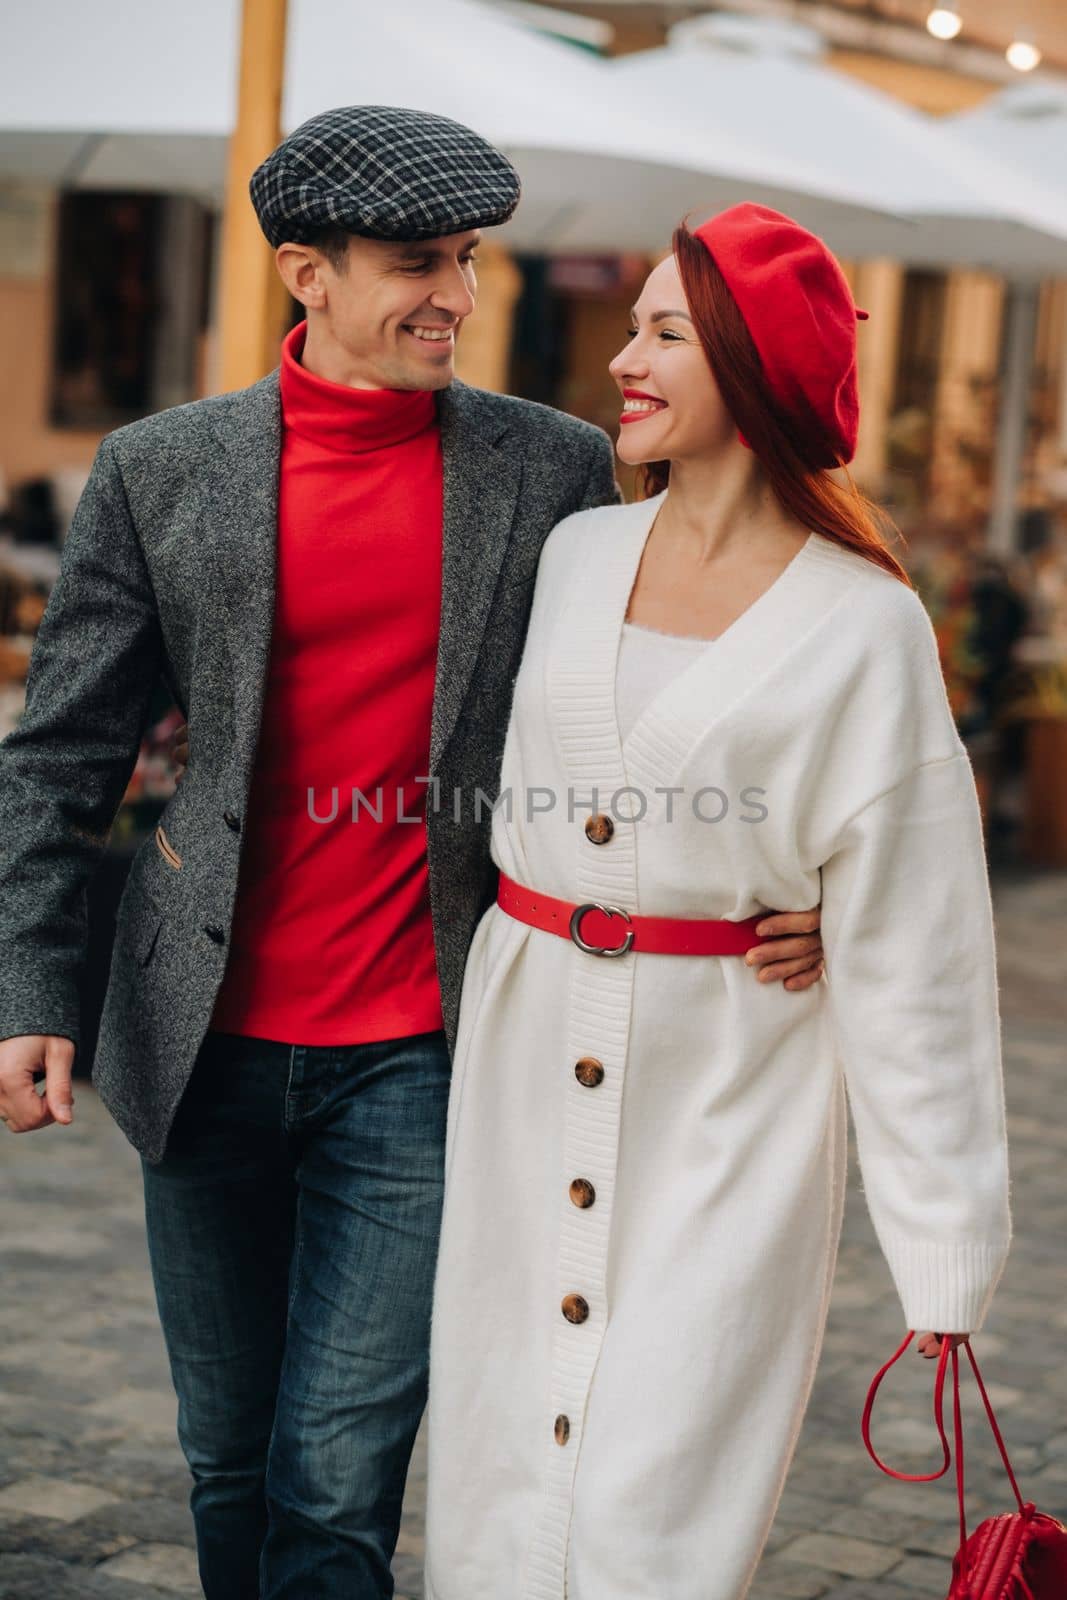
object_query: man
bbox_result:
[0,106,824,1598]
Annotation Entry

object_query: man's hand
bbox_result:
[0,1035,75,1132]
[745,905,823,990]
[162,723,824,992]
[171,721,189,778]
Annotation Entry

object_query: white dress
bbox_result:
[423,490,1012,1600]
[614,620,710,743]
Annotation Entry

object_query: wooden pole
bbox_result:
[849,259,904,497]
[988,282,1039,555]
[454,244,522,394]
[217,0,290,394]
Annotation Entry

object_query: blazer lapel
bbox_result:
[204,367,282,780]
[431,380,523,772]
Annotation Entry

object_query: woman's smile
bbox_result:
[620,387,669,424]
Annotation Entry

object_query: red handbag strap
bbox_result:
[861,1330,953,1483]
[959,1338,1027,1512]
[861,1331,1027,1554]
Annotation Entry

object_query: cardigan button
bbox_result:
[562,1293,589,1324]
[584,813,615,846]
[223,810,241,833]
[554,1414,571,1446]
[574,1057,604,1088]
[203,924,226,945]
[569,1179,596,1209]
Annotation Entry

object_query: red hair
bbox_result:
[637,225,911,588]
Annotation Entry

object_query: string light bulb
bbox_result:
[926,7,963,40]
[1006,38,1042,71]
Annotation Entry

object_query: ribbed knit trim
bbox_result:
[879,1233,1012,1333]
[522,513,641,1600]
[620,515,866,797]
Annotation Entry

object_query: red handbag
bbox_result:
[862,1330,1067,1598]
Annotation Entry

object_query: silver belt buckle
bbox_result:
[569,901,635,957]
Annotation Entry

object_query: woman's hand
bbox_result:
[745,905,824,989]
[171,721,189,779]
[916,1331,969,1358]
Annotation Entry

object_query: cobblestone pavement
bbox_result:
[2,867,1065,1599]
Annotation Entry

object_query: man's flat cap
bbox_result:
[249,104,522,248]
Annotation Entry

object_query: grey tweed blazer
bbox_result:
[0,370,621,1163]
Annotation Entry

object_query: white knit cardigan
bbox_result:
[424,490,1012,1600]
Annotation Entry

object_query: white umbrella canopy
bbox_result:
[0,0,897,249]
[608,13,1067,277]
[281,0,898,254]
[946,82,1067,196]
[0,0,238,198]
[7,0,1061,270]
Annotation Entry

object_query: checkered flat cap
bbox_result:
[249,105,521,247]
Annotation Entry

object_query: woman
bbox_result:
[422,204,1012,1600]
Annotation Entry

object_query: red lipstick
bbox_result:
[620,388,668,425]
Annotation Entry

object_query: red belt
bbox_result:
[496,872,769,958]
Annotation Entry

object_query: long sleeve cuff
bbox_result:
[0,962,81,1050]
[881,1232,1012,1333]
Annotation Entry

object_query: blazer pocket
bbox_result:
[133,907,164,968]
[117,889,164,969]
[155,823,183,870]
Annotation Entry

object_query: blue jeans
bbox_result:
[141,1026,451,1600]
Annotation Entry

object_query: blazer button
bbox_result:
[584,813,614,845]
[223,810,241,833]
[562,1293,589,1324]
[574,1056,604,1088]
[203,924,226,944]
[554,1414,571,1446]
[569,1179,596,1209]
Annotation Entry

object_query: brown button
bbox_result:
[554,1413,571,1445]
[584,813,615,845]
[562,1293,589,1324]
[574,1056,604,1088]
[569,1179,596,1209]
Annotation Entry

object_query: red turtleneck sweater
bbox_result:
[210,319,445,1044]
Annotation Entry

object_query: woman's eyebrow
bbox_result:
[628,308,694,323]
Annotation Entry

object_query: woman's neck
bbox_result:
[659,454,809,567]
